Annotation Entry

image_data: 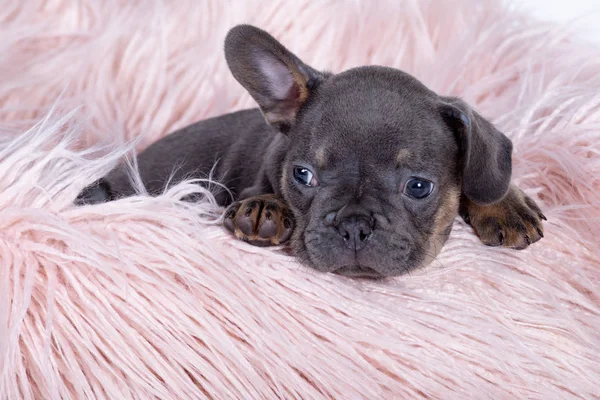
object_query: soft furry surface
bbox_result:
[1,1,599,399]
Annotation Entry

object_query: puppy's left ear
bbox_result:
[225,25,326,133]
[440,97,513,205]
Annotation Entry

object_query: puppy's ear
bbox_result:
[225,25,325,133]
[440,97,513,205]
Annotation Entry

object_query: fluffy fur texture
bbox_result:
[1,1,599,398]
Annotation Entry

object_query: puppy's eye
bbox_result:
[404,178,434,199]
[293,167,318,187]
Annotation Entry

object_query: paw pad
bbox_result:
[223,195,295,246]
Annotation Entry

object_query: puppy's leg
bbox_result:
[460,185,546,249]
[75,179,113,205]
[223,194,294,247]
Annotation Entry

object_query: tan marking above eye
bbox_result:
[396,148,412,166]
[315,147,327,168]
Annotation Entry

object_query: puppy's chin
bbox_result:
[293,215,457,278]
[332,265,385,280]
[298,225,422,277]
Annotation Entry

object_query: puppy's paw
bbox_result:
[223,194,294,246]
[460,186,546,250]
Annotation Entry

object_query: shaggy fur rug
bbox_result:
[1,1,599,399]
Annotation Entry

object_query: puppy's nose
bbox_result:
[337,216,373,251]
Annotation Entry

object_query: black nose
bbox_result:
[337,216,373,251]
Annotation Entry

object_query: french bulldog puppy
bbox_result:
[77,25,545,278]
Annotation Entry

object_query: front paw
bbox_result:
[460,186,546,250]
[223,194,294,247]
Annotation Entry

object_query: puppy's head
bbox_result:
[225,25,512,278]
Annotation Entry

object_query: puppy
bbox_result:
[77,25,545,278]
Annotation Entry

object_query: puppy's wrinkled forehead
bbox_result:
[300,67,454,169]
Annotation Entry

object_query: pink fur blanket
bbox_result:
[1,1,599,398]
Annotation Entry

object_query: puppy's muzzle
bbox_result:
[337,215,373,251]
[325,209,375,252]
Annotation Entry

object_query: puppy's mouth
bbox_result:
[333,265,383,279]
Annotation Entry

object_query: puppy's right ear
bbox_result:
[225,25,326,133]
[440,97,513,205]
